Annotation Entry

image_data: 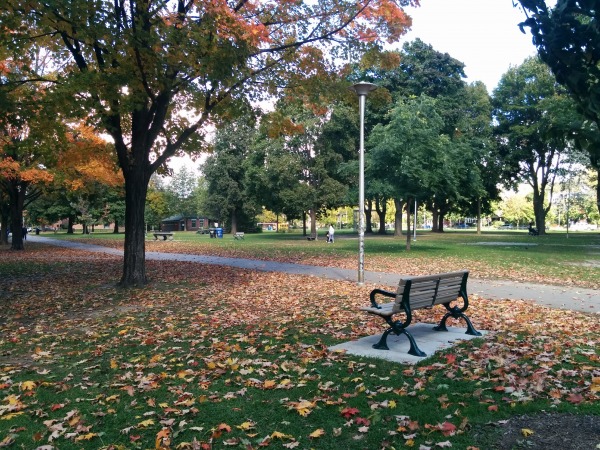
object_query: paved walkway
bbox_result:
[29,235,600,313]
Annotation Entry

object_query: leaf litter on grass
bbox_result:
[0,246,598,449]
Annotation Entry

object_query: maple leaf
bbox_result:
[75,433,98,441]
[566,393,584,404]
[138,419,155,428]
[591,377,600,393]
[20,381,36,391]
[271,431,293,440]
[355,417,370,426]
[236,421,255,431]
[288,400,315,416]
[436,441,452,448]
[341,407,360,419]
[521,428,535,437]
[439,422,457,436]
[309,428,325,438]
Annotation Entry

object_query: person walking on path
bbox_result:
[327,224,335,243]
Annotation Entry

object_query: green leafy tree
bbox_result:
[517,0,600,214]
[202,122,259,233]
[369,95,454,248]
[356,40,498,233]
[168,166,199,218]
[493,57,581,234]
[500,194,535,226]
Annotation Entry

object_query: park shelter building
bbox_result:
[160,215,216,232]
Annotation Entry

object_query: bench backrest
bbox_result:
[392,270,468,314]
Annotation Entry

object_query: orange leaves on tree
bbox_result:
[58,124,122,191]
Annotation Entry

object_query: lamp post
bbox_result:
[350,82,377,284]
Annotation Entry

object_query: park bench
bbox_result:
[234,232,245,240]
[306,234,316,241]
[153,232,174,241]
[361,270,481,357]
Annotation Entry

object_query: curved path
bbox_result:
[29,235,600,314]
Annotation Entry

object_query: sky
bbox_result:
[398,0,538,93]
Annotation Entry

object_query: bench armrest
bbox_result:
[369,288,396,308]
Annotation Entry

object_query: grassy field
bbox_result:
[49,227,600,289]
[0,231,598,449]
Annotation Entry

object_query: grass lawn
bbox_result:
[52,227,600,289]
[0,232,598,449]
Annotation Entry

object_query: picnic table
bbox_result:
[153,232,174,241]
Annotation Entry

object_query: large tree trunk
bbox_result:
[375,197,387,234]
[120,168,150,287]
[393,198,403,237]
[365,199,373,234]
[113,220,119,234]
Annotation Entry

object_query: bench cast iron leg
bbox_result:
[433,307,482,337]
[372,318,427,357]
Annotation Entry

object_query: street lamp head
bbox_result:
[350,82,378,96]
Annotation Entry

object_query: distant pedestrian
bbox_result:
[327,224,335,243]
[22,227,27,241]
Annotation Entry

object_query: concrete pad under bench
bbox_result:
[329,324,488,365]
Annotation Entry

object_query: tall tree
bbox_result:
[493,57,580,234]
[517,0,600,213]
[368,95,454,248]
[202,122,259,233]
[168,166,199,218]
[2,0,417,286]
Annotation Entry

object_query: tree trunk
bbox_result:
[477,198,482,235]
[113,220,119,234]
[230,209,238,234]
[532,191,547,236]
[595,166,600,216]
[393,198,403,237]
[309,209,317,239]
[302,211,307,236]
[375,198,387,234]
[365,199,373,234]
[438,212,445,232]
[405,196,411,251]
[9,180,26,251]
[120,168,150,287]
[0,213,9,245]
[432,209,439,232]
[67,216,74,234]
